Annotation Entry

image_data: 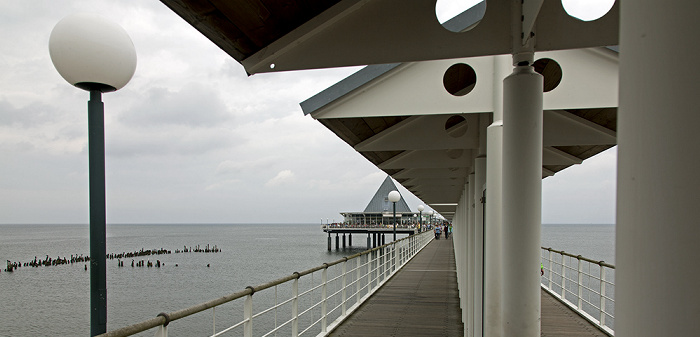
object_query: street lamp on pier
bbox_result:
[417,204,424,232]
[49,13,136,336]
[388,190,401,241]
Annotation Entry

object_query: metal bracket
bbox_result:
[522,0,544,45]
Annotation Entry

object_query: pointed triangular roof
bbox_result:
[363,176,412,213]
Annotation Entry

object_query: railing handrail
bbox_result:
[541,246,615,268]
[98,231,432,337]
[541,246,616,336]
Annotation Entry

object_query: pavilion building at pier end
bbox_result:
[338,176,425,227]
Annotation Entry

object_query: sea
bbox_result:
[0,223,614,336]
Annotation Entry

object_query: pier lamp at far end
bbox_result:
[417,204,424,231]
[388,190,401,241]
[49,12,136,337]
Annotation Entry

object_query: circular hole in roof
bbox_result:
[533,58,562,92]
[443,63,477,96]
[444,115,468,138]
[561,0,615,21]
[435,0,486,33]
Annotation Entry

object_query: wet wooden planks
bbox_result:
[329,237,463,337]
[541,289,609,337]
[329,237,610,337]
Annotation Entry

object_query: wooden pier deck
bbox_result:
[328,237,608,337]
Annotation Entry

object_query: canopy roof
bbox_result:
[160,0,620,218]
[363,176,412,213]
[160,0,618,74]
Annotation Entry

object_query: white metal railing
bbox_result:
[98,230,433,337]
[541,247,615,336]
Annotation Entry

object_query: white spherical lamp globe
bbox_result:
[49,13,136,92]
[417,204,424,212]
[388,190,401,203]
[427,210,434,216]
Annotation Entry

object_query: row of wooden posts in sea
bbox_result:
[2,244,220,273]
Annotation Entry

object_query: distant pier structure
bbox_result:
[322,176,432,250]
[323,226,418,250]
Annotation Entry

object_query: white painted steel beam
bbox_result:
[542,147,583,166]
[242,0,618,74]
[311,50,618,120]
[377,150,472,170]
[544,110,616,146]
[354,114,480,151]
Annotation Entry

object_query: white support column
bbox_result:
[457,183,469,337]
[617,1,700,336]
[502,62,543,337]
[484,53,509,337]
[473,156,486,337]
[454,189,463,304]
[484,121,503,337]
[467,172,476,337]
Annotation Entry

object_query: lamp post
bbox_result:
[417,205,424,232]
[49,13,136,336]
[388,190,401,241]
[427,210,434,229]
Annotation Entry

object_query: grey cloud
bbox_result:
[0,100,62,128]
[106,126,241,158]
[119,82,232,128]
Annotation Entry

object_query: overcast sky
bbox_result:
[0,0,616,225]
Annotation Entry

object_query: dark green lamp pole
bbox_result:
[50,13,136,336]
[417,204,424,232]
[388,190,401,241]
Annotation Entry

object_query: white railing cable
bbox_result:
[97,230,432,337]
[541,247,616,336]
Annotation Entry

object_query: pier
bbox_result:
[322,225,420,250]
[98,232,613,337]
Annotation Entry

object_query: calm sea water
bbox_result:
[0,223,614,336]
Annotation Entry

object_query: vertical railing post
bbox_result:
[244,294,253,337]
[548,249,553,290]
[370,251,374,289]
[356,256,361,304]
[384,247,392,280]
[292,277,299,337]
[342,260,347,316]
[379,247,384,283]
[599,266,606,327]
[561,254,567,300]
[322,266,328,333]
[394,241,399,273]
[577,257,583,310]
[154,325,168,337]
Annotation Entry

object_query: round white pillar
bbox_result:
[502,65,543,337]
[467,172,475,337]
[617,1,700,336]
[473,157,486,337]
[484,119,503,337]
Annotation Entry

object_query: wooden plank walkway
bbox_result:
[329,237,609,337]
[329,236,462,337]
